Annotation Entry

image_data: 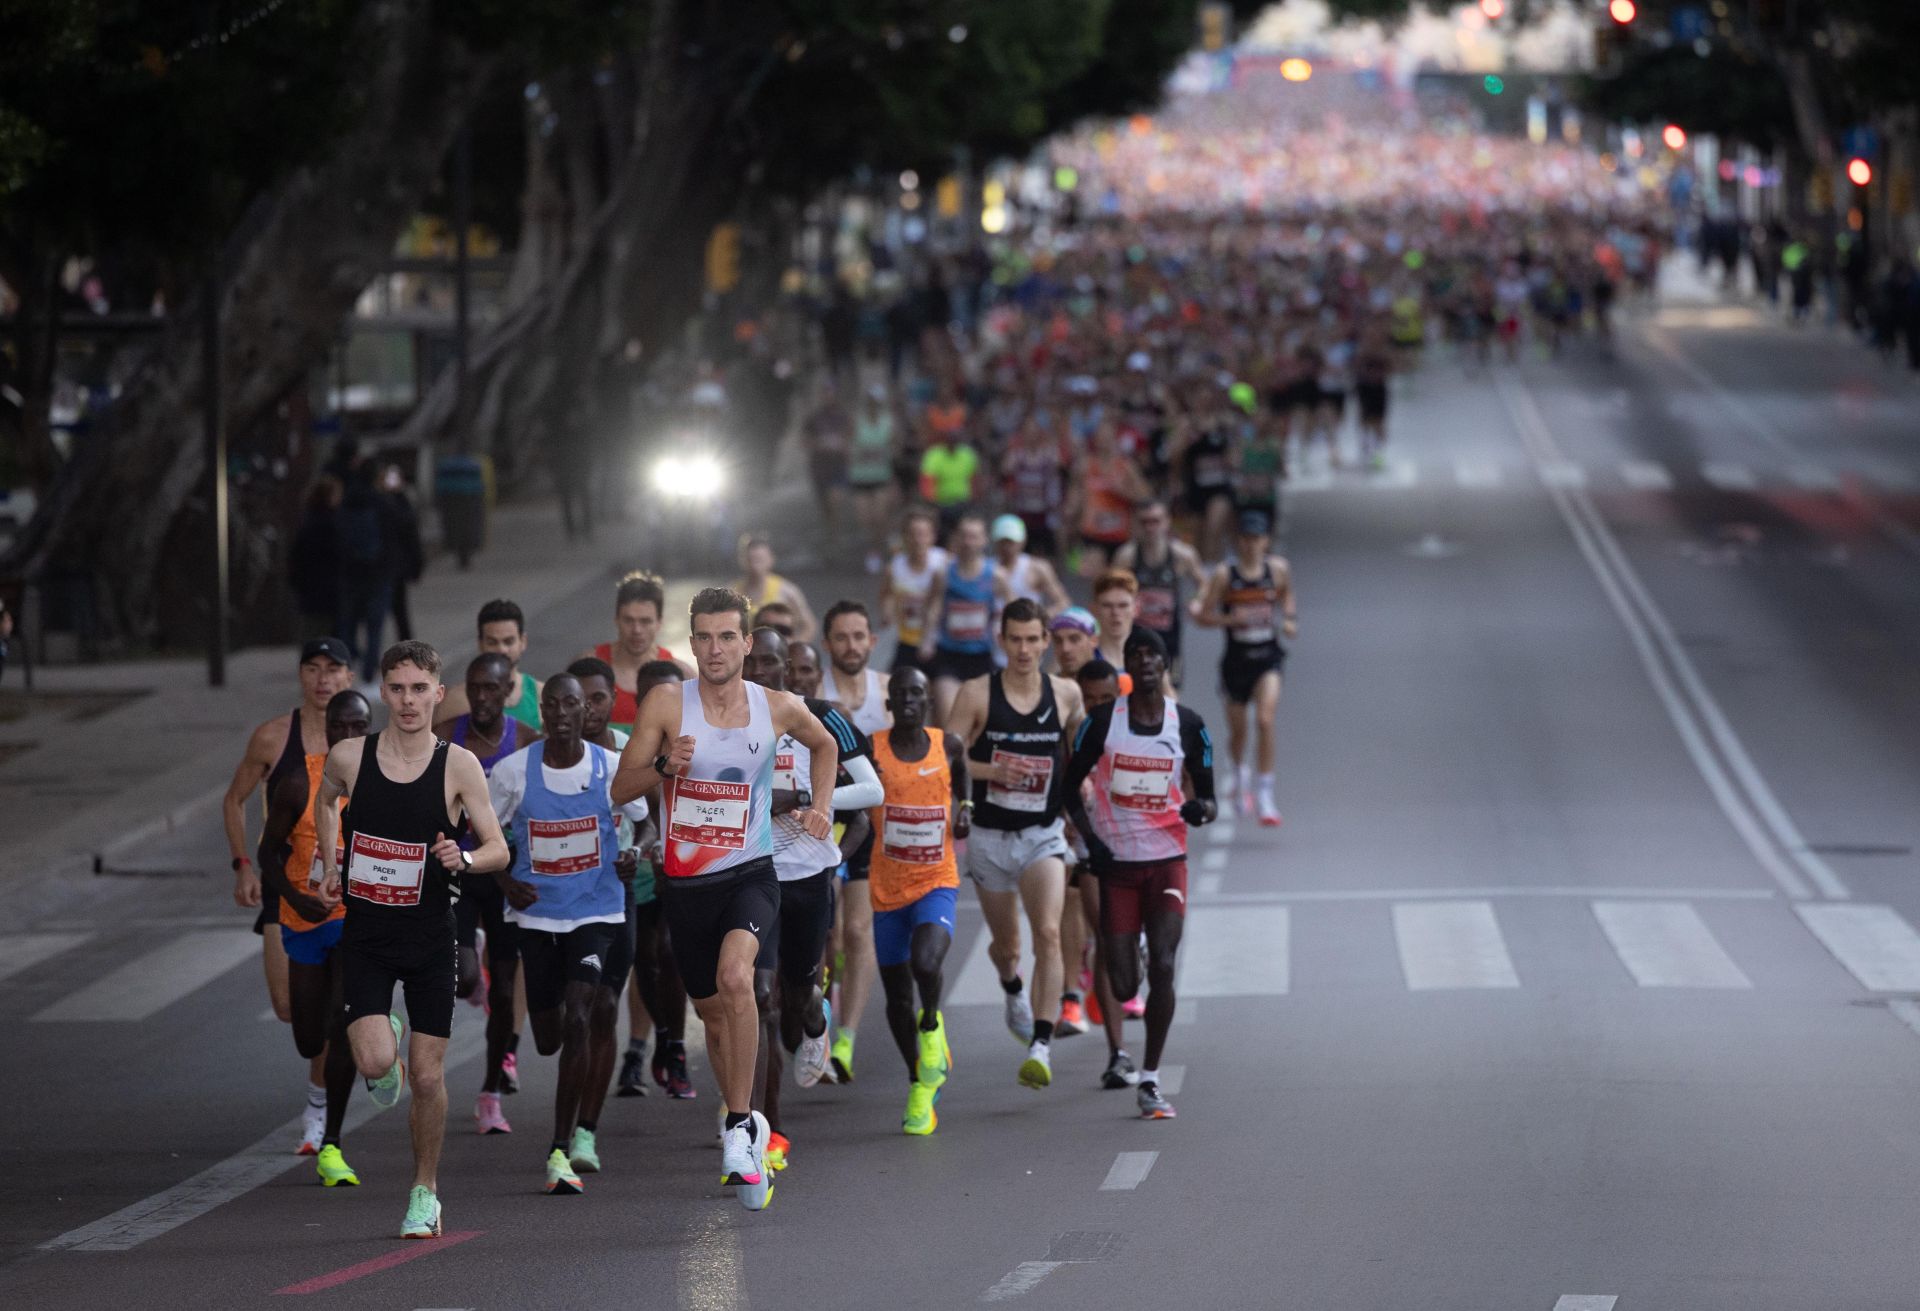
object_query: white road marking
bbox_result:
[946,927,1007,1007]
[1158,1064,1186,1095]
[679,1204,748,1310]
[1288,467,1334,493]
[1180,906,1290,996]
[980,1262,1068,1303]
[1887,998,1920,1042]
[1455,460,1503,489]
[1197,873,1223,897]
[1788,464,1841,492]
[42,1012,487,1250]
[1593,901,1751,988]
[34,930,260,1022]
[1376,458,1419,489]
[1204,885,1773,904]
[1701,462,1758,491]
[1209,820,1237,845]
[1099,1150,1158,1191]
[1795,904,1920,992]
[0,931,91,984]
[1619,460,1674,491]
[1538,461,1588,489]
[1200,848,1229,872]
[1553,1298,1618,1311]
[1393,901,1519,990]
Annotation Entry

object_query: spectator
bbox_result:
[380,463,425,641]
[333,463,394,685]
[287,477,342,639]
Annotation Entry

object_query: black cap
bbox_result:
[1123,625,1168,659]
[1236,509,1272,538]
[299,637,351,667]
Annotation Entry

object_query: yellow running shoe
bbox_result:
[314,1144,358,1187]
[915,1011,951,1090]
[545,1147,583,1195]
[903,1081,937,1135]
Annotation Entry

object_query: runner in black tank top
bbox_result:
[968,671,1066,830]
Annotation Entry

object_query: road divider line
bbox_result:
[1701,462,1758,491]
[1553,1298,1618,1311]
[1592,901,1751,988]
[1099,1151,1158,1191]
[1455,460,1503,489]
[1393,901,1519,990]
[1197,874,1223,897]
[1209,820,1237,845]
[980,1262,1068,1303]
[0,931,92,984]
[1181,906,1290,996]
[1619,460,1674,491]
[1795,904,1920,992]
[272,1231,483,1295]
[34,929,260,1022]
[1200,848,1229,872]
[679,1204,748,1310]
[1538,461,1588,489]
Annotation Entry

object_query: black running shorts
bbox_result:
[340,911,457,1039]
[661,856,781,1000]
[777,867,836,990]
[455,868,520,964]
[519,920,622,1013]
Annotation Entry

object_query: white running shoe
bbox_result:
[795,998,831,1088]
[296,1105,325,1156]
[1004,984,1034,1045]
[1256,793,1283,828]
[1018,1040,1053,1089]
[737,1112,774,1211]
[721,1118,763,1186]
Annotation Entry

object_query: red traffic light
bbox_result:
[1609,0,1637,21]
[1847,158,1873,186]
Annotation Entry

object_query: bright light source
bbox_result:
[899,170,919,191]
[1053,165,1079,192]
[981,205,1009,235]
[1662,124,1687,150]
[1483,74,1505,95]
[1280,58,1312,82]
[1847,157,1873,186]
[650,451,724,500]
[1480,0,1506,17]
[1609,0,1636,21]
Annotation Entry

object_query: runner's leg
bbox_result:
[406,1033,449,1191]
[322,954,354,1144]
[836,879,878,1071]
[975,884,1025,987]
[264,929,292,1022]
[880,963,919,1078]
[1140,902,1185,1073]
[1018,857,1067,1028]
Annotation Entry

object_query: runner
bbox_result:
[438,599,544,731]
[818,601,892,1082]
[743,627,881,1168]
[990,515,1069,614]
[612,587,842,1211]
[223,637,355,1131]
[1067,420,1151,572]
[1194,510,1296,826]
[919,513,1006,727]
[1176,409,1235,562]
[1091,568,1140,675]
[580,571,688,733]
[487,674,648,1194]
[1112,503,1207,688]
[944,598,1086,1089]
[879,507,948,673]
[256,688,370,1181]
[851,385,900,574]
[1069,659,1136,1081]
[1047,607,1099,680]
[867,666,969,1134]
[735,535,819,642]
[999,416,1067,558]
[316,640,510,1239]
[434,653,534,1132]
[1062,626,1218,1119]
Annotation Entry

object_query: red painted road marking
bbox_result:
[272,1230,484,1294]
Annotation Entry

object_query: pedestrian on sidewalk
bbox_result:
[287,478,342,641]
[380,463,425,642]
[333,462,397,686]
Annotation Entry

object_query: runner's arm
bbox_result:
[1034,559,1071,614]
[314,741,357,899]
[1174,540,1210,591]
[942,678,999,779]
[1192,565,1229,627]
[1060,706,1114,864]
[447,746,509,874]
[946,729,972,839]
[258,769,331,921]
[774,692,839,839]
[1176,705,1218,825]
[221,719,279,900]
[611,683,686,807]
[1274,556,1298,639]
[1055,675,1087,743]
[780,580,819,643]
[485,753,541,907]
[833,752,883,812]
[917,568,947,658]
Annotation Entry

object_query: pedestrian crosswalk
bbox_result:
[1282,458,1916,498]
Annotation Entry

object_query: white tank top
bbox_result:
[663,679,776,880]
[771,721,843,881]
[1006,554,1043,605]
[822,666,890,737]
[889,548,948,647]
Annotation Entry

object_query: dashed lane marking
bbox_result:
[1099,1151,1158,1192]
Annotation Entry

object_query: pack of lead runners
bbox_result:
[227,507,1292,1231]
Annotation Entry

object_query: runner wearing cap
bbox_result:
[990,515,1069,617]
[1195,510,1296,826]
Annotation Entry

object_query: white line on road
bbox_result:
[1393,901,1519,990]
[1701,462,1758,491]
[0,931,91,984]
[34,929,260,1022]
[1099,1150,1158,1191]
[679,1204,748,1311]
[1538,461,1588,489]
[1788,464,1841,492]
[1197,873,1223,897]
[1376,459,1419,489]
[946,926,1005,1007]
[1180,906,1290,996]
[1553,1298,1618,1311]
[1200,848,1229,872]
[1209,820,1237,845]
[1455,460,1504,489]
[1593,901,1751,988]
[1795,904,1920,992]
[980,1262,1069,1303]
[1619,460,1674,491]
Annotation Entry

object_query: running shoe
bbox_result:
[830,1031,855,1084]
[795,998,831,1088]
[1018,1041,1052,1089]
[399,1185,442,1239]
[915,1011,951,1090]
[1122,994,1146,1019]
[902,1081,938,1135]
[1137,1081,1177,1119]
[296,1105,325,1155]
[315,1144,359,1187]
[738,1117,774,1212]
[1004,983,1035,1045]
[664,1046,698,1099]
[765,1131,791,1172]
[474,1091,511,1135]
[617,1048,648,1097]
[1056,997,1087,1037]
[1256,794,1283,828]
[365,1014,405,1109]
[500,1050,520,1095]
[720,1119,763,1187]
[1085,986,1105,1026]
[544,1147,583,1195]
[651,1042,671,1091]
[569,1126,600,1174]
[1101,1050,1139,1090]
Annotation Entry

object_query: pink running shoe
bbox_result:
[475,1091,512,1135]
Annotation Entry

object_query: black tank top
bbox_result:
[1223,560,1282,658]
[258,708,306,866]
[342,734,457,925]
[1182,429,1232,500]
[1132,550,1182,652]
[969,672,1066,830]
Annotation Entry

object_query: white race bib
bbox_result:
[1110,752,1174,812]
[773,749,800,794]
[882,804,947,865]
[346,832,428,906]
[669,778,750,851]
[529,815,601,876]
[987,749,1053,813]
[946,599,990,643]
[1229,601,1275,645]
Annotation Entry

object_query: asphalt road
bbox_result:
[4,282,1920,1309]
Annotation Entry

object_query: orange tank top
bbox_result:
[867,728,959,912]
[281,754,347,930]
[1080,460,1134,542]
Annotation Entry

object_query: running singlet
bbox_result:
[593,642,677,730]
[889,549,948,649]
[1223,560,1283,658]
[1004,554,1044,606]
[1183,430,1233,508]
[500,744,625,926]
[505,670,542,733]
[821,666,890,737]
[851,413,893,487]
[1080,461,1134,544]
[1079,697,1188,865]
[1131,550,1183,657]
[867,729,959,912]
[663,679,776,881]
[450,714,521,774]
[771,698,865,881]
[262,710,344,930]
[341,737,456,919]
[968,672,1066,830]
[937,559,996,655]
[736,574,787,615]
[1005,445,1062,516]
[1235,437,1283,511]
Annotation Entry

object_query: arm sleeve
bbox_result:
[1177,706,1216,803]
[831,752,884,812]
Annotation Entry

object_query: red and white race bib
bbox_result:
[987,750,1053,813]
[773,749,800,794]
[669,777,750,850]
[1137,587,1176,630]
[346,832,428,906]
[882,804,947,864]
[946,600,990,643]
[1109,753,1174,812]
[309,833,345,891]
[529,815,601,876]
[1229,601,1275,645]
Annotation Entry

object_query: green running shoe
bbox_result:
[399,1185,441,1239]
[902,1081,937,1136]
[568,1127,600,1175]
[365,1014,405,1109]
[915,1011,950,1090]
[830,1031,855,1084]
[314,1144,358,1187]
[545,1148,583,1195]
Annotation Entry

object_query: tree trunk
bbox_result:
[7,0,501,648]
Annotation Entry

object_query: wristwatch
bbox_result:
[458,849,474,872]
[231,856,252,872]
[654,753,677,777]
[794,790,812,811]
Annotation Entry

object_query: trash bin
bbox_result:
[434,454,489,569]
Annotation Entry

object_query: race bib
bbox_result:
[1194,453,1229,487]
[529,815,601,876]
[309,833,345,891]
[883,804,947,864]
[899,595,926,642]
[1229,601,1275,645]
[946,600,989,644]
[346,832,428,906]
[987,749,1053,813]
[1137,587,1176,630]
[1089,505,1128,537]
[669,777,750,850]
[1110,753,1175,812]
[773,749,800,794]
